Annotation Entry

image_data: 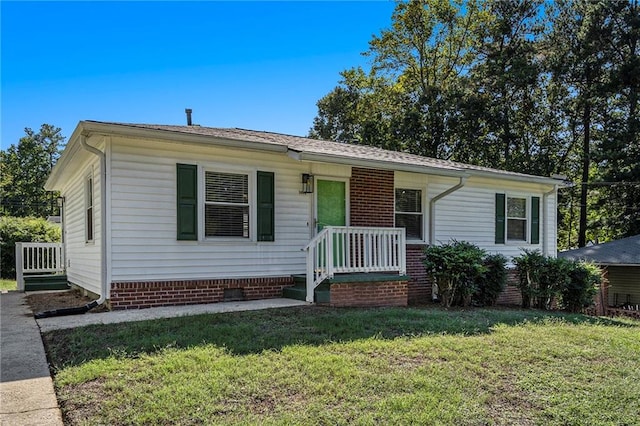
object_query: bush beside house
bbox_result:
[0,216,61,278]
[424,242,601,313]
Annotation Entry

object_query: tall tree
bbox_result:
[310,0,487,159]
[0,124,65,217]
[596,0,640,238]
[545,0,612,247]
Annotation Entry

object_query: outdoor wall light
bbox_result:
[56,196,65,207]
[301,173,314,194]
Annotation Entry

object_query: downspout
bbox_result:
[428,176,467,301]
[35,134,108,318]
[429,176,468,245]
[542,184,558,257]
[80,133,108,307]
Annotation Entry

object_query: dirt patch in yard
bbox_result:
[26,289,109,314]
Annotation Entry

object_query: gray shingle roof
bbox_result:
[85,121,564,184]
[558,235,640,265]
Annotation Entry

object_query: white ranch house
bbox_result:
[30,120,563,309]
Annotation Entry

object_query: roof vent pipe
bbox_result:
[185,108,193,126]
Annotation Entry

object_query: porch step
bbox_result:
[283,277,330,303]
[24,274,69,291]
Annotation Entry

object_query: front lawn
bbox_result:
[44,306,640,425]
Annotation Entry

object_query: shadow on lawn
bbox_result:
[42,305,637,370]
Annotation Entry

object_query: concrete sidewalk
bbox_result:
[1,292,308,425]
[37,297,309,332]
[1,292,63,425]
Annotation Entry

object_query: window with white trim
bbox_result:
[506,196,527,241]
[395,188,423,239]
[204,171,249,238]
[85,175,94,242]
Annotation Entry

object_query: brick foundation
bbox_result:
[330,280,408,307]
[496,269,522,306]
[109,276,294,310]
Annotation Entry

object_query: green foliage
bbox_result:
[0,216,61,278]
[0,124,65,217]
[474,253,508,307]
[513,249,546,308]
[311,0,640,249]
[514,250,602,312]
[423,241,487,307]
[562,262,601,313]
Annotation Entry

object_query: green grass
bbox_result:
[0,279,17,291]
[44,306,640,425]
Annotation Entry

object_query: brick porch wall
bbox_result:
[407,244,431,304]
[330,281,408,307]
[109,276,294,310]
[349,167,394,227]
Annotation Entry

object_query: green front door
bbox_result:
[316,179,347,267]
[316,179,346,232]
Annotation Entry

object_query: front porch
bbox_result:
[286,226,410,307]
[15,242,68,291]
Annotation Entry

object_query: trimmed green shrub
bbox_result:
[423,241,487,307]
[0,216,61,278]
[561,262,601,312]
[474,253,508,307]
[513,249,546,308]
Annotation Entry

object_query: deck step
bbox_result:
[24,274,69,291]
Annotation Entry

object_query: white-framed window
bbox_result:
[85,174,94,243]
[395,188,423,240]
[204,171,250,238]
[506,196,527,242]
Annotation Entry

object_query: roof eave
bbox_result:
[80,121,289,154]
[294,151,467,178]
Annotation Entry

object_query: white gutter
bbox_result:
[292,151,466,178]
[79,134,108,305]
[542,184,559,257]
[429,176,468,245]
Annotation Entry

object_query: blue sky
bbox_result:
[1,1,396,149]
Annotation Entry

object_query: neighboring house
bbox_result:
[559,235,640,307]
[45,120,563,309]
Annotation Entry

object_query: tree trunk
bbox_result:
[578,100,591,248]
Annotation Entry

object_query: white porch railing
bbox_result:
[303,226,406,302]
[15,242,65,291]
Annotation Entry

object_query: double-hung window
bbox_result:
[506,197,527,241]
[177,164,275,242]
[204,171,249,238]
[495,193,540,244]
[85,175,94,243]
[395,188,423,240]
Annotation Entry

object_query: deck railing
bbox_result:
[15,242,64,291]
[303,226,406,302]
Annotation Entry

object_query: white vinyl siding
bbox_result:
[430,177,551,259]
[59,156,102,296]
[109,137,310,281]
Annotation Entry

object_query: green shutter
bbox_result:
[531,196,540,244]
[495,193,506,244]
[256,171,275,241]
[176,164,198,240]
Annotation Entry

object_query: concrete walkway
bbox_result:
[1,292,308,425]
[37,298,308,332]
[1,292,63,425]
